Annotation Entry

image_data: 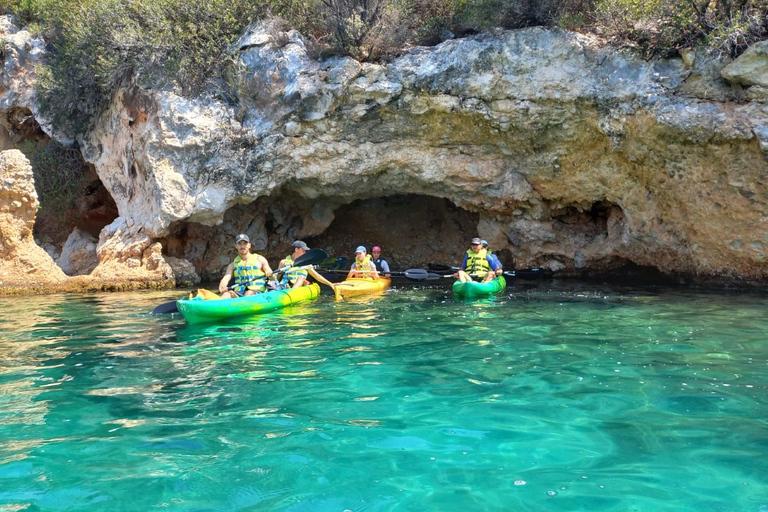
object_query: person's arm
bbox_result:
[493,255,503,275]
[292,274,307,288]
[218,263,234,293]
[381,259,391,277]
[278,258,288,270]
[487,255,503,277]
[370,261,379,279]
[347,263,356,279]
[307,267,336,289]
[260,256,273,278]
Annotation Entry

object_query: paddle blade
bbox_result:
[427,263,455,273]
[293,248,328,267]
[404,269,429,281]
[320,256,348,270]
[151,300,179,315]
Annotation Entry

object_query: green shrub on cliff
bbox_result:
[593,0,768,57]
[7,0,267,136]
[0,0,765,139]
[24,138,91,236]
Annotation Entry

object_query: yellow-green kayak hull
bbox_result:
[177,283,320,324]
[452,276,506,298]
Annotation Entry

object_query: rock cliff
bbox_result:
[1,18,767,291]
[0,149,68,291]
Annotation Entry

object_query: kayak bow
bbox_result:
[452,276,506,298]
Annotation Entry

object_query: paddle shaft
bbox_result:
[429,263,543,279]
[319,269,404,276]
[404,268,539,281]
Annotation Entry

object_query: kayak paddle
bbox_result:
[404,268,543,281]
[319,256,348,270]
[428,262,545,279]
[403,269,446,280]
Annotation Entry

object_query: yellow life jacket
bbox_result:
[232,253,266,293]
[353,254,375,276]
[280,254,308,286]
[465,248,490,278]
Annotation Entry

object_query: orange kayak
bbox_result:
[333,277,391,300]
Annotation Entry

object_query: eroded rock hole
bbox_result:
[167,193,490,281]
[1,110,120,269]
[305,195,481,269]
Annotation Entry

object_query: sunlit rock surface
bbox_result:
[0,149,68,290]
[56,228,99,276]
[2,18,768,289]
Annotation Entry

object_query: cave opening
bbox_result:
[304,194,482,270]
[168,193,488,281]
[167,192,683,284]
[1,108,119,256]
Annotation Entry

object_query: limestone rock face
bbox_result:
[722,40,768,88]
[77,23,767,284]
[89,218,178,284]
[0,15,55,147]
[56,228,99,276]
[3,18,768,287]
[0,149,67,288]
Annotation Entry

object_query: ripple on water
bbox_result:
[0,286,767,512]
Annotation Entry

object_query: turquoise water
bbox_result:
[1,281,767,512]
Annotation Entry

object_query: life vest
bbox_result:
[465,248,490,278]
[280,254,308,286]
[374,257,386,272]
[353,254,375,276]
[232,253,266,293]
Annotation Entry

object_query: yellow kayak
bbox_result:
[333,277,391,300]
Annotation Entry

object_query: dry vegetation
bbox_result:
[2,0,765,137]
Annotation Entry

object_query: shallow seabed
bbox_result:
[0,280,767,512]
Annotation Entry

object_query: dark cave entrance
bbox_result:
[304,194,482,270]
[1,108,119,249]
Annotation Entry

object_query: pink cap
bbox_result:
[372,246,382,252]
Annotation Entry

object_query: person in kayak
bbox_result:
[218,233,273,298]
[455,237,501,283]
[277,240,311,288]
[371,245,391,278]
[481,239,504,278]
[347,246,379,279]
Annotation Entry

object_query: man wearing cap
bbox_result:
[481,239,503,277]
[347,246,379,279]
[277,240,311,288]
[455,237,501,283]
[218,234,273,298]
[371,245,391,278]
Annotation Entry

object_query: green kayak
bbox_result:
[452,276,506,298]
[177,283,320,324]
